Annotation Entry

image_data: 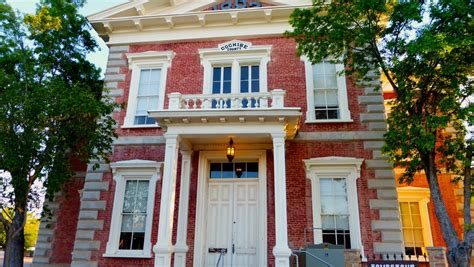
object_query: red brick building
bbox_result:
[30,1,436,266]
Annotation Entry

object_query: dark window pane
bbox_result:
[251,66,259,79]
[315,109,328,120]
[223,81,231,94]
[213,67,221,82]
[223,67,232,81]
[251,81,260,92]
[241,81,249,93]
[134,116,147,125]
[222,163,234,178]
[145,117,155,124]
[131,232,145,250]
[322,233,336,245]
[405,247,415,256]
[415,247,423,257]
[246,163,258,178]
[210,163,221,178]
[212,81,221,94]
[241,66,249,80]
[235,162,246,178]
[328,109,339,119]
[344,234,351,249]
[119,232,132,249]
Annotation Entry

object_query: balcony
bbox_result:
[148,89,301,139]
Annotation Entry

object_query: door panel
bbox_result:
[233,183,258,267]
[205,183,233,267]
[205,181,259,267]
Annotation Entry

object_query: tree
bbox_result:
[0,209,40,251]
[287,0,473,266]
[0,0,117,266]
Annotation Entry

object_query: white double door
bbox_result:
[204,181,259,267]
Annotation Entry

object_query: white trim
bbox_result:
[193,150,267,267]
[123,51,175,127]
[104,159,162,258]
[397,187,433,257]
[304,157,364,257]
[302,57,351,122]
[199,44,272,94]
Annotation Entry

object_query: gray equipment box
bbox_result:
[295,244,345,267]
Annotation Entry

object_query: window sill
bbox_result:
[305,119,353,124]
[121,124,161,129]
[103,252,152,258]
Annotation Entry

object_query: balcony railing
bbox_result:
[168,89,286,111]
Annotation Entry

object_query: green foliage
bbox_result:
[287,0,473,258]
[0,209,39,250]
[0,0,118,210]
[287,0,473,183]
[0,4,118,263]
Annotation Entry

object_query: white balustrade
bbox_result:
[167,89,286,111]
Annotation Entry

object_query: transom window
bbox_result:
[119,179,149,250]
[320,178,351,248]
[209,162,259,179]
[135,69,161,125]
[400,202,425,257]
[313,62,339,120]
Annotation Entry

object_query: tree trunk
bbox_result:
[3,209,25,267]
[448,242,472,267]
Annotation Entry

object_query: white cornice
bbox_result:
[303,157,364,171]
[126,51,175,69]
[111,159,162,174]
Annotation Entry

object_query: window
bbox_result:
[320,178,351,248]
[135,69,161,125]
[304,157,364,254]
[105,160,161,258]
[119,179,149,250]
[397,187,433,260]
[209,162,259,179]
[124,51,174,128]
[199,44,271,96]
[303,57,351,123]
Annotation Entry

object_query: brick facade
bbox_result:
[36,28,405,267]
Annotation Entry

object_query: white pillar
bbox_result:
[173,150,192,267]
[271,133,291,267]
[154,134,180,266]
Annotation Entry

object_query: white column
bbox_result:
[154,134,180,267]
[271,133,291,267]
[173,150,192,267]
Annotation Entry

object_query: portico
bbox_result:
[148,91,300,267]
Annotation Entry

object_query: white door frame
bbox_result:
[193,150,267,267]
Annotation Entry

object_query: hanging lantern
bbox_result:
[226,138,235,162]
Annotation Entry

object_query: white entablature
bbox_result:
[87,0,312,44]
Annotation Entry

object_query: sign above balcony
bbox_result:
[218,40,252,52]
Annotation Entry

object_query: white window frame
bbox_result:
[304,157,363,255]
[397,187,433,260]
[198,44,272,94]
[104,159,162,258]
[123,51,174,128]
[302,56,352,123]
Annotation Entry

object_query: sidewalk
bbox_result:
[0,251,32,267]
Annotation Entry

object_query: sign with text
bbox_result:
[211,0,262,10]
[218,40,252,52]
[367,261,419,267]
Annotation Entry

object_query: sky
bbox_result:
[7,0,128,75]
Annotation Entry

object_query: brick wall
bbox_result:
[113,37,368,136]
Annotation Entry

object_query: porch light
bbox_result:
[235,167,243,178]
[226,138,235,162]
